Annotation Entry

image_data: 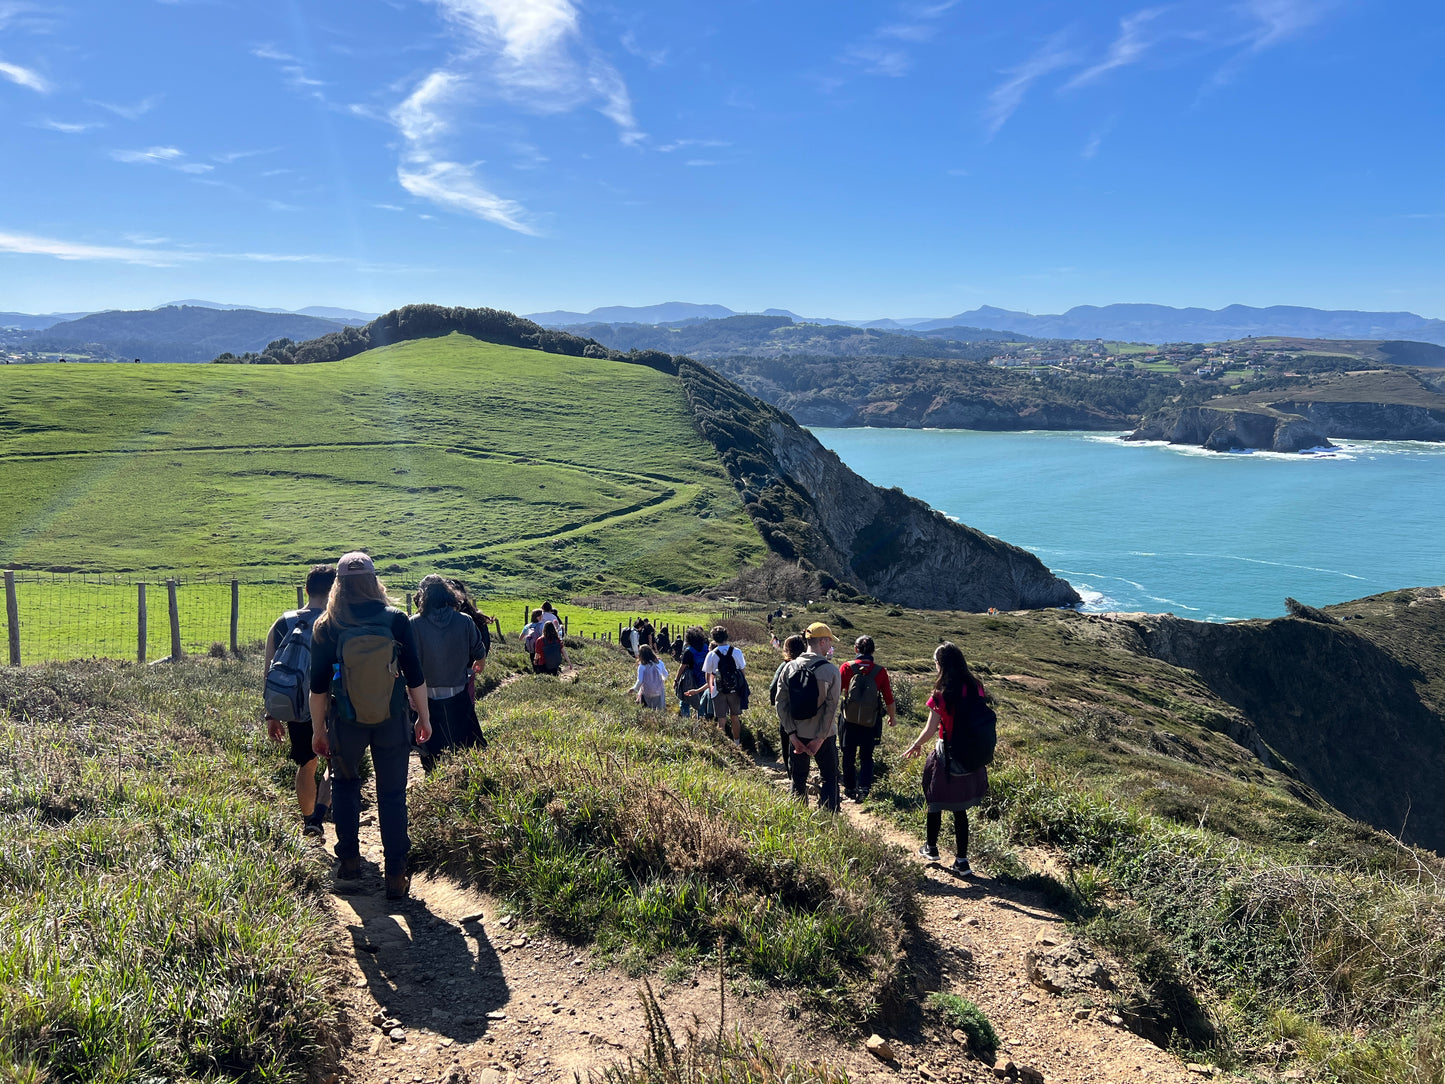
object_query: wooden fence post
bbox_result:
[296,585,304,609]
[230,580,240,655]
[494,617,504,642]
[4,571,19,666]
[167,579,182,660]
[563,617,569,635]
[137,583,147,664]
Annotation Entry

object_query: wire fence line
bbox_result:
[0,569,732,666]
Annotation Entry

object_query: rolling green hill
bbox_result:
[0,333,763,593]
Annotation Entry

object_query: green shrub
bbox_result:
[926,993,998,1055]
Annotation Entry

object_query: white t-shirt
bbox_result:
[702,644,746,675]
[541,612,562,627]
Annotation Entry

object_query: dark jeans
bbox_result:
[329,712,412,876]
[926,809,970,858]
[418,691,485,771]
[788,734,840,812]
[840,722,881,793]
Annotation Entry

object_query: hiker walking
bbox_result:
[411,574,488,771]
[703,625,748,743]
[521,609,547,655]
[838,635,898,802]
[533,621,569,674]
[775,622,842,811]
[903,641,991,876]
[630,644,670,709]
[263,563,336,836]
[446,578,493,682]
[309,552,431,900]
[767,633,806,763]
[674,626,710,718]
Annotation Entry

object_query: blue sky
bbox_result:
[1,0,1442,319]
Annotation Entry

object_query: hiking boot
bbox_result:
[302,817,324,838]
[842,789,859,803]
[857,787,870,802]
[335,856,362,881]
[951,858,974,876]
[384,874,411,901]
[919,843,940,861]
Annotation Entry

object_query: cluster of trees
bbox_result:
[212,304,679,374]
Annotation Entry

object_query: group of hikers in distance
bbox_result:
[262,552,997,901]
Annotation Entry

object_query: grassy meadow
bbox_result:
[0,334,764,592]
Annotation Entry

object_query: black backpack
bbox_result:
[947,685,997,773]
[714,646,739,694]
[264,611,314,723]
[785,656,830,720]
[842,662,882,728]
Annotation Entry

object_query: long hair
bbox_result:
[415,573,459,615]
[932,641,978,724]
[782,634,805,662]
[323,571,396,628]
[542,622,561,643]
[638,644,658,665]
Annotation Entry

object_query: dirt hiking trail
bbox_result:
[307,724,1239,1084]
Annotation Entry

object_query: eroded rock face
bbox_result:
[678,360,1081,611]
[1128,407,1331,453]
[766,419,1080,611]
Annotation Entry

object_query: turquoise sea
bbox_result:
[811,428,1444,622]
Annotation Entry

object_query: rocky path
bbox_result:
[309,736,1229,1084]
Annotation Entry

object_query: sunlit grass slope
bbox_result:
[0,334,764,592]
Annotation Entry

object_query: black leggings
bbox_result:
[926,809,969,857]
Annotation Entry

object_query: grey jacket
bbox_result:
[410,609,486,691]
[774,652,841,742]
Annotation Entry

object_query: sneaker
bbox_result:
[302,817,324,838]
[857,787,870,802]
[919,843,940,861]
[842,789,859,803]
[385,874,411,900]
[951,858,974,876]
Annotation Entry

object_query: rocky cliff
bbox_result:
[1127,405,1332,452]
[1269,399,1445,441]
[784,390,1127,431]
[678,361,1080,611]
[1116,588,1445,852]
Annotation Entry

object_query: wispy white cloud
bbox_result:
[112,146,215,175]
[838,0,959,79]
[620,30,667,68]
[1065,8,1166,90]
[657,138,730,154]
[427,0,642,142]
[111,146,185,164]
[0,59,48,92]
[381,0,645,233]
[32,118,103,133]
[984,35,1077,137]
[90,95,162,120]
[0,229,346,267]
[251,44,326,93]
[212,147,280,164]
[396,159,535,234]
[1209,0,1326,86]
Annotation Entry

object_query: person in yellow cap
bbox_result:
[773,622,843,811]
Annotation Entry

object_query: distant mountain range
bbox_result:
[0,299,374,333]
[526,302,1445,347]
[16,306,355,363]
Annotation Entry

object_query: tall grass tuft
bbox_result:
[0,659,344,1083]
[409,654,919,1013]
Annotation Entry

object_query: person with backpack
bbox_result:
[630,644,670,709]
[533,621,568,675]
[775,622,842,811]
[902,641,992,876]
[838,635,898,803]
[702,625,748,743]
[308,552,431,901]
[445,578,493,680]
[263,563,336,837]
[521,609,547,656]
[410,574,489,772]
[674,627,710,718]
[768,634,806,763]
